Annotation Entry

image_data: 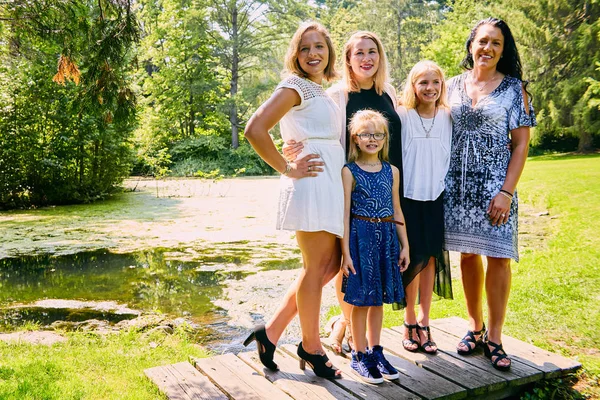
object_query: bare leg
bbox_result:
[351,306,369,353]
[366,306,383,347]
[330,271,353,352]
[457,252,485,353]
[264,238,341,345]
[485,256,511,368]
[403,273,419,350]
[417,258,437,352]
[295,231,338,354]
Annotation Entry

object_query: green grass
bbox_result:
[0,326,207,399]
[329,153,600,397]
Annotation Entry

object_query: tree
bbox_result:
[135,0,226,170]
[0,0,139,208]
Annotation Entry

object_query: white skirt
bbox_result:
[276,139,344,238]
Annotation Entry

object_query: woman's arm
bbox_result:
[487,88,531,226]
[245,88,322,179]
[341,166,356,276]
[391,166,409,271]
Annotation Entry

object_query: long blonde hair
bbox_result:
[401,60,449,109]
[283,21,338,81]
[347,109,390,163]
[343,31,389,95]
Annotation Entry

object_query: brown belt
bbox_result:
[352,214,404,226]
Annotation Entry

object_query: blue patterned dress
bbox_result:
[444,73,536,261]
[343,162,405,307]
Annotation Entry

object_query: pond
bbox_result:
[0,249,254,347]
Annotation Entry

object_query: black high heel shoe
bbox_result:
[243,325,278,371]
[297,342,341,379]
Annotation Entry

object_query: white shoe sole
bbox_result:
[351,368,384,384]
[382,371,399,380]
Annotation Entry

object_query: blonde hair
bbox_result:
[347,109,390,163]
[401,60,449,109]
[283,21,338,81]
[343,31,389,95]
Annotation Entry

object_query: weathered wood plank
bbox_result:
[281,344,419,399]
[238,349,356,400]
[430,317,582,378]
[144,362,227,400]
[324,334,467,400]
[380,328,506,397]
[429,327,542,383]
[194,353,293,400]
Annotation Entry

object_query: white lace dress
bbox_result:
[275,75,345,238]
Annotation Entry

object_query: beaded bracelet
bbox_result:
[499,191,513,201]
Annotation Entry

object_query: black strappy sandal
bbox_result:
[243,325,278,371]
[456,324,486,355]
[297,342,341,379]
[483,333,511,371]
[417,324,438,354]
[402,322,419,352]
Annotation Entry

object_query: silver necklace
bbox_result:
[415,107,437,138]
[469,71,498,92]
[357,160,381,167]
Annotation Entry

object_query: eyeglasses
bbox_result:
[356,132,386,141]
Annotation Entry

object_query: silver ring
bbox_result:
[501,213,506,217]
[308,166,312,172]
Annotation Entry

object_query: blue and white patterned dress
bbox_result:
[343,162,405,307]
[444,73,536,261]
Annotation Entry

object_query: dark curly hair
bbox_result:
[460,17,523,81]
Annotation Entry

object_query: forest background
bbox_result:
[0,0,598,209]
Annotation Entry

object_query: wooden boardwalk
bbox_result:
[145,317,581,399]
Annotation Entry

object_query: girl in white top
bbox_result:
[243,21,343,379]
[396,60,454,354]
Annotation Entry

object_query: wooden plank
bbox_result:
[324,334,467,400]
[421,327,542,383]
[281,344,419,399]
[144,362,227,400]
[430,317,582,378]
[380,328,506,397]
[194,353,293,400]
[238,349,356,400]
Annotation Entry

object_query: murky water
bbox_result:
[0,249,252,344]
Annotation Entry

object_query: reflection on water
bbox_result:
[0,250,250,336]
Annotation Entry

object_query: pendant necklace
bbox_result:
[416,107,437,138]
[470,71,498,92]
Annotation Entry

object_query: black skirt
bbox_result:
[396,192,453,308]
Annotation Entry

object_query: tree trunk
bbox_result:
[395,0,403,75]
[578,131,593,152]
[230,2,239,149]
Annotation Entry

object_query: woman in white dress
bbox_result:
[243,21,344,378]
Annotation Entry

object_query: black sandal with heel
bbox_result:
[297,342,341,379]
[456,324,486,355]
[483,333,511,371]
[243,325,278,371]
[402,322,419,352]
[417,324,438,354]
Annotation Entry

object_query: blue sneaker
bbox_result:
[371,345,400,380]
[350,350,384,384]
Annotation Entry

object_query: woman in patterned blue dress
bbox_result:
[445,18,536,371]
[341,110,409,383]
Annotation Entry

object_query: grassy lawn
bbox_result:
[0,154,598,399]
[380,153,600,398]
[0,326,206,399]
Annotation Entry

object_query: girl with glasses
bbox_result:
[341,109,409,383]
